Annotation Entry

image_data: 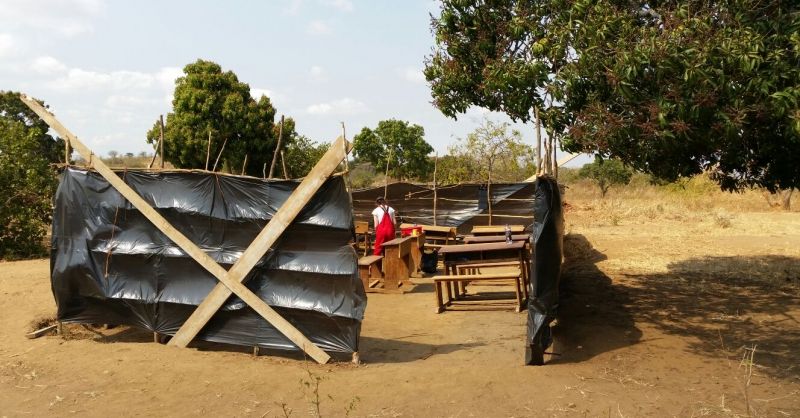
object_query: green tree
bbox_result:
[435,154,481,185]
[425,1,800,192]
[282,135,330,178]
[352,119,434,181]
[579,157,633,198]
[0,92,63,258]
[449,119,535,183]
[147,59,295,177]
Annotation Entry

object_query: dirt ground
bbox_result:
[1,204,799,417]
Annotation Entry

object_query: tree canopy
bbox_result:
[352,119,434,180]
[425,0,800,191]
[0,92,63,258]
[147,59,295,177]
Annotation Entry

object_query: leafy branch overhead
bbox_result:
[425,0,800,191]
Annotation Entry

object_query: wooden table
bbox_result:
[470,225,525,236]
[378,236,416,293]
[437,241,529,301]
[462,234,530,244]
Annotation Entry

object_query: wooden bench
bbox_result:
[456,261,529,300]
[432,271,525,313]
[357,255,383,291]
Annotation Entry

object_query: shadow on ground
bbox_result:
[622,255,800,380]
[548,233,643,364]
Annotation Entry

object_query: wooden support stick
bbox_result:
[383,148,392,199]
[159,114,165,169]
[212,137,227,172]
[433,152,438,226]
[268,115,284,178]
[205,131,212,171]
[242,154,248,176]
[147,117,163,169]
[535,107,542,173]
[19,94,335,365]
[280,150,288,179]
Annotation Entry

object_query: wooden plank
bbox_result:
[471,225,525,235]
[25,324,58,339]
[463,234,530,244]
[437,240,526,254]
[19,95,336,364]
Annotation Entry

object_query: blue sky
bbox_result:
[1,0,582,165]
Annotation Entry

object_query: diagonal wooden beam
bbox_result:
[20,94,339,364]
[168,135,351,350]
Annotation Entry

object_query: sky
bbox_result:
[0,0,583,165]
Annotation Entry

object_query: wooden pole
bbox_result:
[268,115,284,179]
[383,148,392,199]
[212,137,227,172]
[280,150,288,179]
[18,94,338,364]
[147,117,164,169]
[205,130,212,171]
[552,136,558,179]
[159,115,165,169]
[262,163,267,179]
[487,164,493,226]
[433,152,438,226]
[535,107,542,173]
[241,154,248,176]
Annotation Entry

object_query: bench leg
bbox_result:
[514,276,524,313]
[434,281,445,313]
[445,280,453,303]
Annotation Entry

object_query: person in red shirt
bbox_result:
[371,197,396,256]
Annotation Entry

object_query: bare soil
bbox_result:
[1,206,799,417]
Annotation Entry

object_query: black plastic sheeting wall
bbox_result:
[51,168,366,353]
[525,176,565,365]
[351,182,535,233]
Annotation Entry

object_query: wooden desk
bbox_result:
[470,225,525,236]
[378,236,416,293]
[462,234,530,244]
[354,221,371,256]
[438,241,529,300]
[400,223,456,246]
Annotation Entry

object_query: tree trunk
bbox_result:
[782,189,793,210]
[535,107,542,173]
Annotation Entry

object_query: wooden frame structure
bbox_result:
[20,94,351,364]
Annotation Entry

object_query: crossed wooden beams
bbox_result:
[20,94,350,364]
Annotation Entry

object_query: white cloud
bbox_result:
[398,67,425,84]
[282,0,304,15]
[306,98,368,115]
[0,0,106,37]
[48,68,154,91]
[309,65,327,82]
[250,87,274,100]
[321,0,353,12]
[31,55,68,74]
[0,33,17,57]
[155,67,182,88]
[105,95,154,108]
[306,20,330,35]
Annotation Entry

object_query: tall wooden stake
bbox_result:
[205,130,212,171]
[535,107,542,173]
[433,152,438,226]
[212,137,227,172]
[269,115,284,179]
[280,150,288,179]
[383,148,392,199]
[487,167,493,226]
[159,114,165,169]
[241,154,248,175]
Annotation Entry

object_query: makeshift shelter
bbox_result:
[21,94,358,364]
[352,182,536,233]
[51,168,365,355]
